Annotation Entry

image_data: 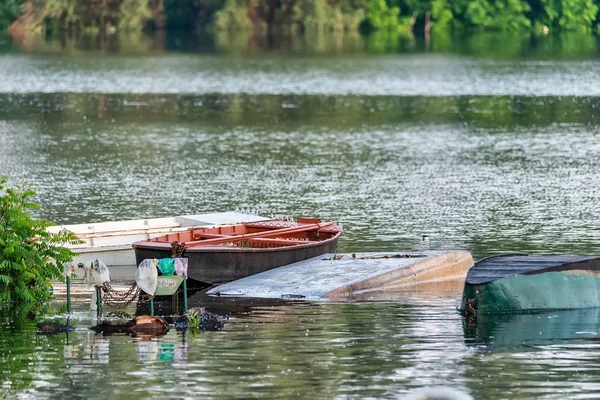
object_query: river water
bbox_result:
[2,32,600,399]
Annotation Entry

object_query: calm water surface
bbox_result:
[2,32,600,399]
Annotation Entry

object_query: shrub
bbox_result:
[0,177,79,316]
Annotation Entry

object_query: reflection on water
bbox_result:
[465,308,600,348]
[462,308,600,399]
[2,31,600,96]
[2,30,599,58]
[2,52,600,96]
[1,300,467,399]
[6,299,600,399]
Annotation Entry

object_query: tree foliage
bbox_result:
[0,177,79,315]
[7,0,153,35]
[174,0,600,32]
[365,0,401,30]
[558,0,598,31]
[2,0,600,41]
[213,0,253,31]
[0,0,21,31]
[465,0,532,30]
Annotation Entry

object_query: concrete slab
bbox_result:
[206,250,473,301]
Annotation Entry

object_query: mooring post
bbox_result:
[150,298,154,316]
[95,286,102,317]
[182,279,188,313]
[66,275,71,314]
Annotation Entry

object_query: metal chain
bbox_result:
[171,241,186,257]
[101,282,141,309]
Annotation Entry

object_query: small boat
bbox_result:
[47,211,268,268]
[460,254,600,314]
[207,250,474,300]
[132,218,342,284]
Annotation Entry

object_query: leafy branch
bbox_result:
[0,177,81,317]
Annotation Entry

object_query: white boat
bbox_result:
[48,212,268,274]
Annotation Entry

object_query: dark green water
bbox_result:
[3,32,600,398]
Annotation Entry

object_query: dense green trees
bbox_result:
[1,0,600,40]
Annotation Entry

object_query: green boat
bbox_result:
[460,254,600,314]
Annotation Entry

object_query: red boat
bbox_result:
[132,218,342,284]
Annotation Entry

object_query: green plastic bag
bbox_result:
[157,258,175,276]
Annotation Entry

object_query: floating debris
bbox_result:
[37,322,74,335]
[175,307,228,332]
[91,315,169,337]
[281,294,306,299]
[324,253,426,261]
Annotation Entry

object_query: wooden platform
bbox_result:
[206,251,474,300]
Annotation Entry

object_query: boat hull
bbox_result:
[134,234,341,284]
[69,244,136,264]
[461,269,600,313]
[49,212,268,269]
[206,250,474,300]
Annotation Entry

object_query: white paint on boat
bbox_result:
[48,211,268,268]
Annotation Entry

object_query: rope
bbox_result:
[463,298,477,325]
[140,293,155,303]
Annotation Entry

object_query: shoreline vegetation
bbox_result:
[1,0,600,40]
[0,177,79,318]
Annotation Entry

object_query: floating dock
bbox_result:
[206,251,474,300]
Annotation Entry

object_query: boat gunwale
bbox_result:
[466,254,600,285]
[132,231,342,253]
[47,212,270,238]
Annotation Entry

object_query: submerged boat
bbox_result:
[132,218,342,284]
[206,250,474,301]
[460,254,600,313]
[47,211,268,268]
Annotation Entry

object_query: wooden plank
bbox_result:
[206,251,473,300]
